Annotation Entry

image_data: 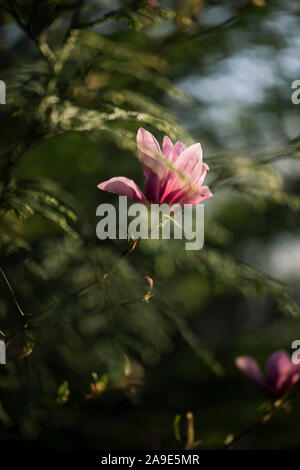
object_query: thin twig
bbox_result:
[6,238,140,344]
[152,1,252,54]
[222,392,297,450]
[5,1,55,70]
[75,8,120,29]
[64,0,85,43]
[0,135,42,189]
[74,0,142,30]
[67,238,139,298]
[185,412,195,450]
[0,267,25,317]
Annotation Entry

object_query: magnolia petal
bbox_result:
[97,177,147,202]
[168,141,186,163]
[162,136,174,161]
[266,350,292,390]
[137,128,166,202]
[175,143,203,180]
[181,186,213,205]
[277,369,300,396]
[137,127,165,179]
[195,163,209,187]
[165,184,211,206]
[235,356,269,390]
[159,144,203,202]
[273,353,300,396]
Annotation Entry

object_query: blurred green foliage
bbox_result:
[0,0,300,450]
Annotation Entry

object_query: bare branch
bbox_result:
[0,266,26,317]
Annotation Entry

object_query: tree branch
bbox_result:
[222,393,296,450]
[0,266,26,317]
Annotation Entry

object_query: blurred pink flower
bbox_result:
[236,350,300,398]
[148,434,160,450]
[98,128,212,206]
[147,0,160,7]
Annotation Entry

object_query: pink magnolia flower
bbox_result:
[147,0,160,7]
[97,128,212,206]
[236,350,300,398]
